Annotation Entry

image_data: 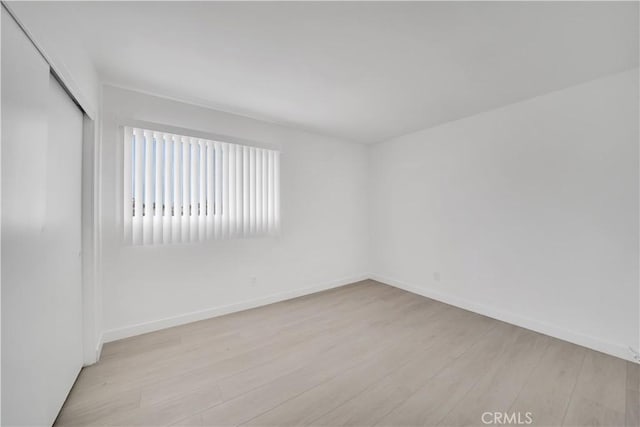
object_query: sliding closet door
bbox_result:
[44,73,84,422]
[1,7,83,426]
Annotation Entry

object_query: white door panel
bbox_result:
[44,74,84,423]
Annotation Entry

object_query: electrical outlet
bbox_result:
[250,276,257,286]
[433,272,441,282]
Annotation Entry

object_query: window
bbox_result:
[123,126,280,245]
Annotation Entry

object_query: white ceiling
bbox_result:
[60,1,637,143]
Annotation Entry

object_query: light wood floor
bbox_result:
[56,280,639,427]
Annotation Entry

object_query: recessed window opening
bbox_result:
[123,127,280,245]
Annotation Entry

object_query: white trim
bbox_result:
[81,117,100,366]
[95,333,104,362]
[370,273,639,364]
[102,273,368,343]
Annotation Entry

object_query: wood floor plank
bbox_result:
[563,351,627,426]
[507,338,586,426]
[437,329,550,427]
[100,385,224,427]
[629,362,640,392]
[627,394,640,427]
[55,388,141,426]
[55,281,636,427]
[627,362,640,427]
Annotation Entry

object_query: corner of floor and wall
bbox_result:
[86,67,640,366]
[366,68,640,364]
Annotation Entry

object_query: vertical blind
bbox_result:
[123,127,280,245]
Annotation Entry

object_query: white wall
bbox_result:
[369,69,639,362]
[100,86,368,340]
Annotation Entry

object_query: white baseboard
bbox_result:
[95,333,104,361]
[82,332,104,366]
[102,273,369,343]
[370,273,638,364]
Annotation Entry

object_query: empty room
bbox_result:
[1,1,639,426]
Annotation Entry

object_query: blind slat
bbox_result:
[274,151,281,233]
[181,137,190,243]
[206,142,215,239]
[236,145,243,237]
[123,127,133,242]
[267,150,274,231]
[153,132,163,244]
[249,147,256,235]
[255,149,263,234]
[228,144,237,237]
[172,135,181,243]
[189,138,198,242]
[133,128,144,244]
[242,146,249,235]
[143,130,154,244]
[262,149,268,234]
[221,143,229,239]
[214,142,222,238]
[163,134,173,244]
[198,140,206,241]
